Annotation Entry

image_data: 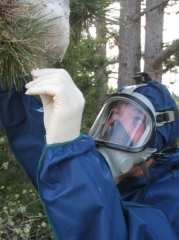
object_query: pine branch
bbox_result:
[152,39,179,69]
[131,0,170,22]
[0,1,59,90]
[70,0,119,41]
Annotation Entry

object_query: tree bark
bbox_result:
[118,0,141,89]
[95,21,108,99]
[132,0,169,22]
[144,0,166,81]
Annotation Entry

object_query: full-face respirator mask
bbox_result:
[89,74,179,180]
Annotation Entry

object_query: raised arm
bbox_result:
[25,68,128,239]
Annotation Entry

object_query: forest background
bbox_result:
[0,0,179,239]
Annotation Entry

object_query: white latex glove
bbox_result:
[25,68,85,144]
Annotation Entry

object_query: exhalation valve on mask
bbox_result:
[102,120,133,146]
[98,146,157,180]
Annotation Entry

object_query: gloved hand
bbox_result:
[25,68,85,144]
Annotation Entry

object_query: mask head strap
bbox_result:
[121,83,179,126]
[139,162,151,203]
[155,109,179,125]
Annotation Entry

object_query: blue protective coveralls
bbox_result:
[0,81,179,240]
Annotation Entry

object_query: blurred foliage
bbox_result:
[163,44,179,75]
[108,85,117,94]
[70,0,119,42]
[171,92,179,106]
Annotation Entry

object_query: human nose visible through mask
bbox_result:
[102,120,133,146]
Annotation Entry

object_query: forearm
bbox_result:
[0,87,45,189]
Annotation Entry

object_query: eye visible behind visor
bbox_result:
[89,93,156,153]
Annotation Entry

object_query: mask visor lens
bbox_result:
[89,96,153,151]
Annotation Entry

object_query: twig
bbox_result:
[132,0,170,22]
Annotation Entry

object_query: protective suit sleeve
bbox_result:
[38,133,128,240]
[38,133,178,240]
[0,86,45,189]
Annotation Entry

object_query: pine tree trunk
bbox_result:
[95,21,108,99]
[144,0,164,82]
[118,0,141,89]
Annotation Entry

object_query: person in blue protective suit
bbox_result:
[0,69,179,240]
